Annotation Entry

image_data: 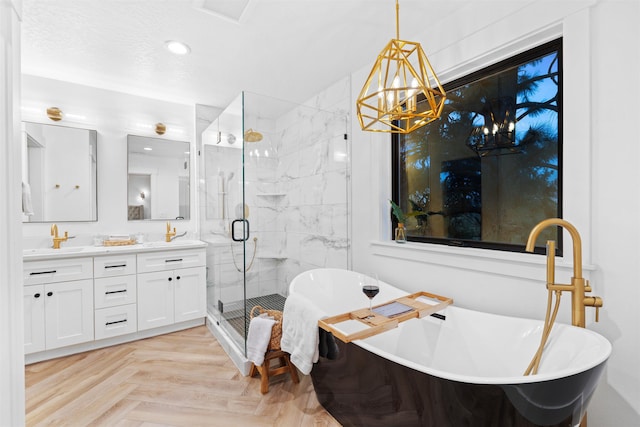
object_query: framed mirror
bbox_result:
[22,122,98,222]
[127,134,190,221]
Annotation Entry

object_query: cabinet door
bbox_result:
[137,270,174,331]
[44,279,94,350]
[24,285,45,354]
[174,266,206,323]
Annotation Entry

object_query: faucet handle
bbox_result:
[584,296,603,322]
[584,279,592,293]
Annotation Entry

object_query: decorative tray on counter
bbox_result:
[102,238,137,246]
[318,291,453,343]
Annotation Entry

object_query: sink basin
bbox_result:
[23,247,86,255]
[142,240,204,249]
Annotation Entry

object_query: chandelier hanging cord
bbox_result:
[395,0,400,40]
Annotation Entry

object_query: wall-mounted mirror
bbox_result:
[127,134,190,221]
[22,122,98,222]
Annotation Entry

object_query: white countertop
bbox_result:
[23,239,208,261]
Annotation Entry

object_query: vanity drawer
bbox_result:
[94,275,137,309]
[94,304,137,340]
[24,257,93,286]
[94,254,137,278]
[137,249,205,273]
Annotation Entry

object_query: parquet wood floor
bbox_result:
[25,326,341,426]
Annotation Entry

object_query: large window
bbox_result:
[392,39,562,253]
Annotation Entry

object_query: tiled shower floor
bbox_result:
[222,293,287,338]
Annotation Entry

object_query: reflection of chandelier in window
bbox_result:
[467,96,520,156]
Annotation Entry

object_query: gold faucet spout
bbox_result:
[50,223,68,249]
[525,218,583,279]
[525,218,600,328]
[165,221,177,242]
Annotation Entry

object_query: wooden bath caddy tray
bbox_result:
[318,291,453,343]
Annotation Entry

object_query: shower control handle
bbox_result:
[231,219,250,242]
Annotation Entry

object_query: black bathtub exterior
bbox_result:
[311,336,606,427]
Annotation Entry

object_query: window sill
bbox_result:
[370,240,595,281]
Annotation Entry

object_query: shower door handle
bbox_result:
[231,219,250,242]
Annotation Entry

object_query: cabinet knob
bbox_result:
[168,277,172,282]
[47,291,53,297]
[176,276,181,280]
[34,293,41,298]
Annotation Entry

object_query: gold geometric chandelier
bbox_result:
[356,0,446,134]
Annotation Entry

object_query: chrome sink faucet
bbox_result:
[525,218,603,327]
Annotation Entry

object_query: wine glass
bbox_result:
[361,273,380,316]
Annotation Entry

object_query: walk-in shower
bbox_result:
[198,90,350,372]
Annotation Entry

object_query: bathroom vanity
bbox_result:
[22,240,206,364]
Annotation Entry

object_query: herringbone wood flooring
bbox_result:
[25,326,341,426]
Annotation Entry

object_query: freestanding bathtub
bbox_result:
[289,268,611,427]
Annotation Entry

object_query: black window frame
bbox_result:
[391,38,563,255]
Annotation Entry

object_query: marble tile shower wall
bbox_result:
[274,77,351,294]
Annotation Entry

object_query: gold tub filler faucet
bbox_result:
[50,223,68,249]
[523,218,603,375]
[165,221,177,242]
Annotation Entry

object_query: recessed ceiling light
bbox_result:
[143,147,153,151]
[165,40,191,55]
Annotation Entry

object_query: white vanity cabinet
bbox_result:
[23,257,94,354]
[136,249,206,331]
[93,254,137,340]
[23,241,207,363]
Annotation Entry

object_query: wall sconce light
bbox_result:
[47,107,63,121]
[155,123,166,135]
[140,191,146,199]
[356,0,446,134]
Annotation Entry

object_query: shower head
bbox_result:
[244,129,263,142]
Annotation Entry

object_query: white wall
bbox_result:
[21,75,197,247]
[351,1,639,425]
[0,1,25,426]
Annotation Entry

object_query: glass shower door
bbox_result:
[201,93,250,353]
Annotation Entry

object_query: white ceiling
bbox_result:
[21,0,465,110]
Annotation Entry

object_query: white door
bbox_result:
[137,270,174,331]
[174,266,206,323]
[24,285,45,354]
[44,279,94,350]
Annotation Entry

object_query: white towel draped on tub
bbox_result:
[281,292,328,375]
[22,182,34,216]
[246,313,276,366]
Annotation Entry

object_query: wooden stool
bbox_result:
[249,349,299,394]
